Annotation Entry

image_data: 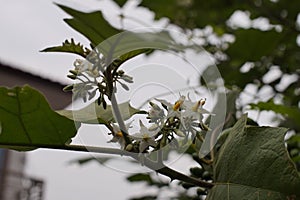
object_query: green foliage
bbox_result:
[134,0,300,190]
[56,3,120,46]
[113,0,128,8]
[208,114,300,199]
[57,101,146,124]
[0,86,78,150]
[139,0,247,29]
[130,196,157,200]
[127,173,168,187]
[41,38,90,58]
[226,29,282,62]
[69,156,113,165]
[251,100,300,130]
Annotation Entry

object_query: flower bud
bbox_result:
[67,74,77,80]
[63,84,74,92]
[125,144,133,151]
[120,74,134,83]
[69,69,79,76]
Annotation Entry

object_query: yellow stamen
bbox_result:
[200,98,206,107]
[173,100,183,111]
[143,133,150,140]
[192,101,201,112]
[116,131,123,137]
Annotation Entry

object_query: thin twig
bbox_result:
[1,142,213,188]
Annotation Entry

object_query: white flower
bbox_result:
[108,123,132,150]
[155,95,185,119]
[182,98,212,120]
[148,102,165,123]
[73,59,100,78]
[131,120,158,152]
[182,97,213,130]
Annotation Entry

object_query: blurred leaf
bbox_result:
[250,100,300,129]
[57,101,147,124]
[227,29,282,63]
[207,114,300,199]
[130,196,157,200]
[214,29,282,88]
[69,156,113,165]
[206,89,240,129]
[127,173,153,184]
[96,30,184,61]
[56,4,120,46]
[139,0,248,29]
[41,38,88,58]
[0,86,78,151]
[113,0,128,7]
[118,49,153,64]
[127,173,168,188]
[289,135,300,144]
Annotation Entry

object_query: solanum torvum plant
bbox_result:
[0,3,299,199]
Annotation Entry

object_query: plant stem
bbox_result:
[1,142,213,188]
[110,93,131,145]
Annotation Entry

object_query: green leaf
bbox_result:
[108,48,153,72]
[69,156,113,165]
[118,49,153,64]
[41,38,89,57]
[139,0,242,29]
[56,4,120,46]
[127,173,168,188]
[127,173,153,184]
[250,100,300,130]
[57,101,147,124]
[0,86,79,151]
[207,114,300,199]
[129,196,157,200]
[214,29,282,88]
[250,100,300,119]
[112,0,128,7]
[227,29,282,63]
[96,31,182,61]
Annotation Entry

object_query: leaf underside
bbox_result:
[57,101,147,124]
[0,86,79,151]
[207,114,300,199]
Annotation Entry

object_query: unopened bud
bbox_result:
[125,144,133,151]
[63,84,74,92]
[69,69,78,76]
[67,74,77,80]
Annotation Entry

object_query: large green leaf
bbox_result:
[0,86,78,151]
[56,3,120,46]
[95,30,183,61]
[207,114,300,199]
[57,101,146,124]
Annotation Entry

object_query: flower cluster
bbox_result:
[108,95,213,153]
[64,55,133,106]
